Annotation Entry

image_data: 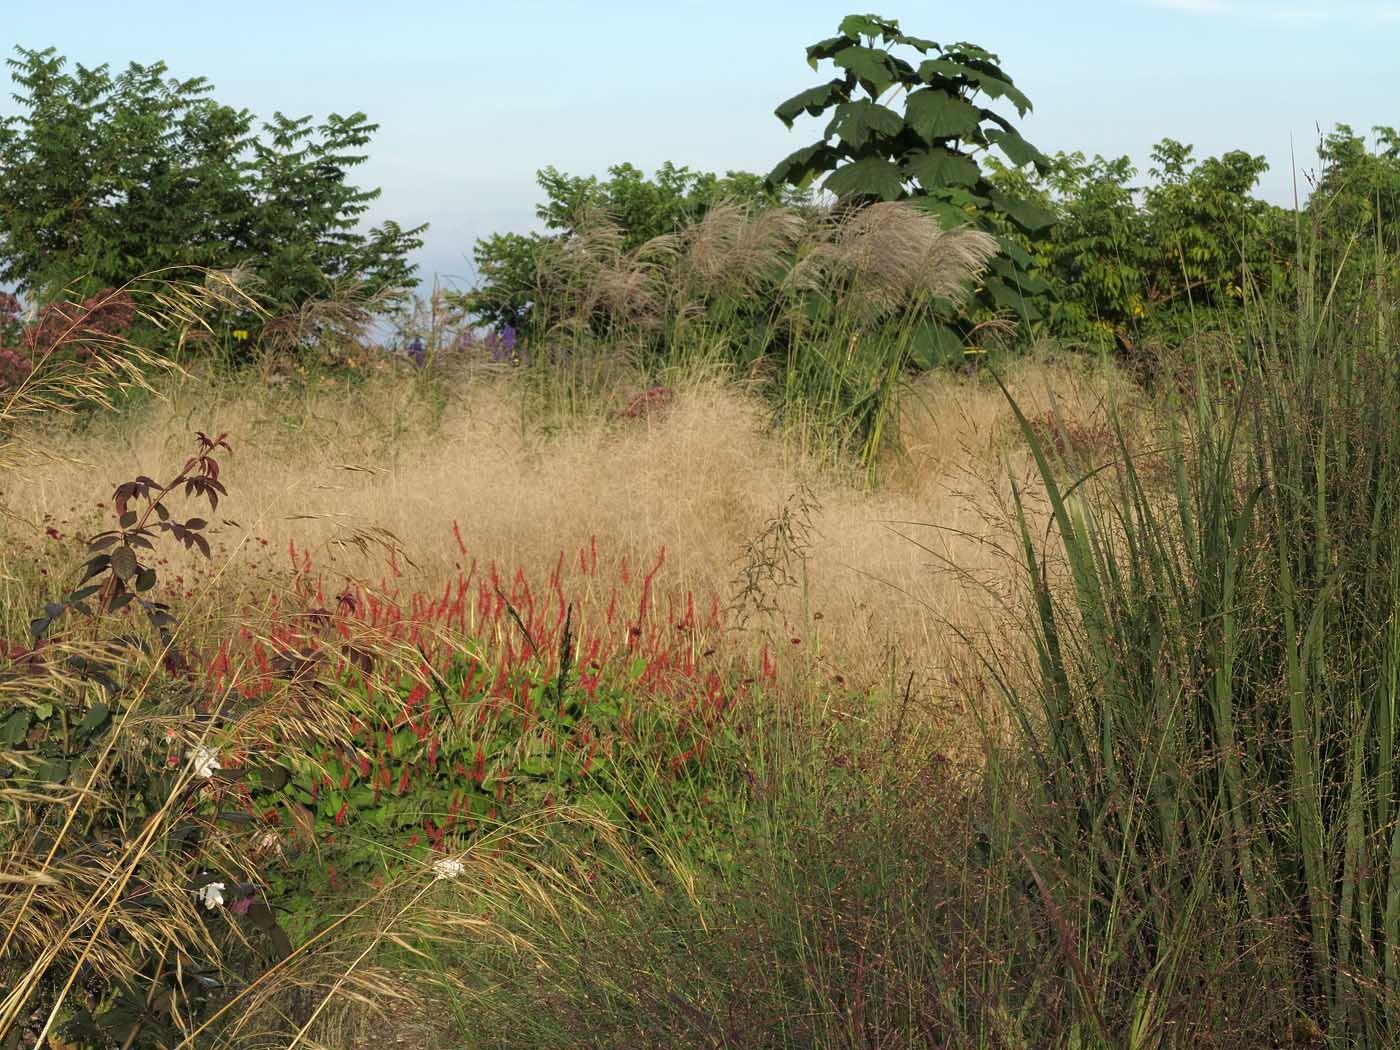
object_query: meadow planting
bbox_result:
[4,10,1400,1050]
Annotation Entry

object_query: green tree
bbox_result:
[1142,139,1271,310]
[988,152,1151,345]
[766,11,1056,351]
[0,47,424,313]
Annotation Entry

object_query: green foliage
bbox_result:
[460,162,804,332]
[240,648,748,932]
[1142,138,1273,309]
[0,47,425,315]
[983,139,1295,351]
[986,152,1151,344]
[766,13,1055,335]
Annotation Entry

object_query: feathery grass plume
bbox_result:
[676,199,809,302]
[786,201,1000,323]
[535,210,673,339]
[257,277,389,361]
[0,269,260,465]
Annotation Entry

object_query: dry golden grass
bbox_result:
[1,352,1145,709]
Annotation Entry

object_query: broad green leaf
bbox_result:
[986,275,1044,319]
[893,33,941,52]
[988,186,1057,232]
[823,156,906,201]
[912,198,975,230]
[908,322,966,369]
[77,702,110,735]
[986,128,1051,170]
[905,90,981,142]
[774,80,847,127]
[946,43,1001,65]
[825,99,904,149]
[838,14,897,41]
[34,758,69,782]
[2,709,29,745]
[110,545,139,582]
[806,34,854,69]
[832,45,899,96]
[994,233,1037,268]
[902,148,980,189]
[767,142,839,190]
[918,58,1033,116]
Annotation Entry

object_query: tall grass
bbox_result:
[987,223,1400,1045]
[519,199,999,473]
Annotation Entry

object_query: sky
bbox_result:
[4,0,1399,293]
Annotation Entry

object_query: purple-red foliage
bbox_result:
[0,289,137,388]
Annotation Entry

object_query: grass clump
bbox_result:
[980,229,1400,1046]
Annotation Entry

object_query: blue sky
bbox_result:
[4,1,1399,291]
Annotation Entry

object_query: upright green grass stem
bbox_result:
[989,213,1400,1045]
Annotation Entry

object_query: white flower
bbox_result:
[194,882,226,910]
[187,747,221,779]
[431,857,465,881]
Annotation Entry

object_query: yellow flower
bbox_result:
[232,329,249,341]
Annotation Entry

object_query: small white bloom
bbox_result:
[431,857,465,881]
[187,747,221,779]
[195,882,226,910]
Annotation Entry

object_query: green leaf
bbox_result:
[824,157,906,201]
[110,545,139,582]
[767,142,839,190]
[832,46,899,96]
[905,90,981,142]
[825,99,905,149]
[995,234,1037,268]
[77,702,110,735]
[903,148,981,190]
[837,14,895,40]
[254,763,290,790]
[806,34,855,69]
[985,128,1051,170]
[2,709,30,745]
[34,758,69,782]
[892,33,941,53]
[913,199,975,230]
[774,80,847,127]
[988,186,1057,232]
[918,58,1032,116]
[908,323,967,370]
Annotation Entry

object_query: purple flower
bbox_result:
[407,337,425,367]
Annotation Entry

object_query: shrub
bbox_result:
[0,47,425,319]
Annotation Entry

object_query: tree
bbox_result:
[1142,139,1271,310]
[987,152,1152,345]
[0,47,424,313]
[766,11,1056,351]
